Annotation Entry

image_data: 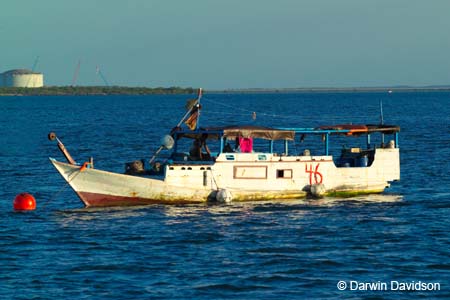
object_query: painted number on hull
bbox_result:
[305,163,323,185]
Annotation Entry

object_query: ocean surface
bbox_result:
[0,92,449,299]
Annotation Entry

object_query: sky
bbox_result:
[1,0,450,89]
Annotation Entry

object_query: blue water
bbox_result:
[0,92,449,299]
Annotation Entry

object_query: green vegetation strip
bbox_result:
[0,86,195,96]
[325,190,384,198]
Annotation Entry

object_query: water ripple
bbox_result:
[0,94,449,299]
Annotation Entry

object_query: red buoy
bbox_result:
[13,193,36,211]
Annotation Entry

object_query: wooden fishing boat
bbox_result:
[49,90,400,207]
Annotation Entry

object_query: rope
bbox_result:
[209,168,220,190]
[41,166,85,209]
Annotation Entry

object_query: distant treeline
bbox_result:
[0,86,196,96]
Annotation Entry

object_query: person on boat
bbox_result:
[235,136,253,153]
[189,138,211,160]
[223,142,234,153]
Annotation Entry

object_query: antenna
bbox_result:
[30,56,40,72]
[379,99,384,125]
[380,99,385,146]
[26,56,40,87]
[96,65,110,86]
[71,60,81,87]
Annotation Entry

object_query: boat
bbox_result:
[49,89,400,207]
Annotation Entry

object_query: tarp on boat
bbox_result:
[317,124,400,135]
[222,126,295,140]
[175,125,295,141]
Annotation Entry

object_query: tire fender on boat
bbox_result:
[216,189,233,203]
[310,184,326,198]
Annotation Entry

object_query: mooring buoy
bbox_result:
[13,193,36,211]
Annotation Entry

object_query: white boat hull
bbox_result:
[50,147,399,207]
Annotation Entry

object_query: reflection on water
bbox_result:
[2,93,448,299]
[314,193,404,206]
[50,193,405,233]
[55,205,152,226]
[55,193,403,226]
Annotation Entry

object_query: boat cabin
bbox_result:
[165,124,400,168]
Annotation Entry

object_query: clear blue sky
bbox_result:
[2,0,450,89]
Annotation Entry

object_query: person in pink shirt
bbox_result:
[238,137,253,153]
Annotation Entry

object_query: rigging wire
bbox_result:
[201,96,382,125]
[202,97,289,119]
[203,107,378,126]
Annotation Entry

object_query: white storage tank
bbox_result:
[1,69,44,88]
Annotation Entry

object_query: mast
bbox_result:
[149,88,203,164]
[196,88,203,130]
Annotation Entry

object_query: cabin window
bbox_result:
[234,166,268,179]
[258,154,267,161]
[226,155,235,161]
[277,169,292,179]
